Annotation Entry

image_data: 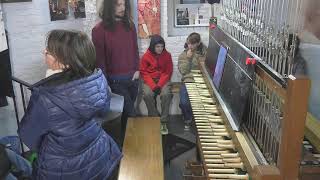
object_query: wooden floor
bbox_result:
[118,117,164,180]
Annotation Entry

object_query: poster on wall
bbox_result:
[49,0,86,21]
[175,4,211,27]
[0,0,31,2]
[0,11,8,52]
[138,0,160,39]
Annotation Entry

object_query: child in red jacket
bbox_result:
[140,35,173,134]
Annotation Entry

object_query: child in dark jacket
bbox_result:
[140,35,173,135]
[18,30,121,180]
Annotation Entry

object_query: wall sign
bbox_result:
[175,4,211,27]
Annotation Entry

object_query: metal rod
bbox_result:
[12,94,25,154]
[19,84,27,113]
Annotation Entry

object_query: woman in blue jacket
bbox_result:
[18,30,122,180]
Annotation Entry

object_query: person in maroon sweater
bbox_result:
[92,0,139,141]
[140,35,173,134]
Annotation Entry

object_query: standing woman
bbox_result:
[18,30,122,180]
[92,0,140,138]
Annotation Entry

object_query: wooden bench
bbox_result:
[118,117,164,180]
[170,82,182,94]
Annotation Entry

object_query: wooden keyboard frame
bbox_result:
[196,61,310,180]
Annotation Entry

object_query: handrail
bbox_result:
[10,76,32,153]
[11,76,31,88]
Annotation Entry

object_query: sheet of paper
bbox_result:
[0,11,8,52]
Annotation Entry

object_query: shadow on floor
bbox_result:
[164,115,198,180]
[102,115,199,180]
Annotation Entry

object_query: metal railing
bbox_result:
[11,76,32,153]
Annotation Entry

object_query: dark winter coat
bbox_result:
[18,69,122,180]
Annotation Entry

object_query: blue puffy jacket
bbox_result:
[18,69,122,180]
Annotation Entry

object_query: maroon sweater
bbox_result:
[92,21,139,79]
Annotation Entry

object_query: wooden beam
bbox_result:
[234,132,259,174]
[252,165,281,180]
[278,76,311,180]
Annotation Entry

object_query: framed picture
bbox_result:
[49,0,86,21]
[0,0,32,2]
[175,4,211,27]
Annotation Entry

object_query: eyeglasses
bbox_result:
[44,49,53,56]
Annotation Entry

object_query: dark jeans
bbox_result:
[109,79,139,142]
[0,136,32,180]
[179,83,193,123]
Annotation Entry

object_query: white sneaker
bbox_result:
[161,124,169,135]
[184,124,190,131]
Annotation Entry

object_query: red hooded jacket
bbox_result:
[140,49,173,90]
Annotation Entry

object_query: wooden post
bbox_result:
[252,165,281,180]
[278,76,311,180]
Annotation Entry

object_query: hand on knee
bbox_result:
[153,86,161,96]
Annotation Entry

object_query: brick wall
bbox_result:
[139,0,210,82]
[1,0,97,84]
[0,0,97,128]
[2,0,210,83]
[0,0,211,118]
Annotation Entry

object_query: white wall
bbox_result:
[138,0,210,83]
[2,0,97,84]
[0,0,98,137]
[167,0,210,37]
[135,0,211,115]
[300,40,320,120]
[1,0,210,85]
[299,0,320,120]
[0,0,212,123]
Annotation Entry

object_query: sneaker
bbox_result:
[184,120,191,131]
[184,124,190,131]
[161,123,169,135]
